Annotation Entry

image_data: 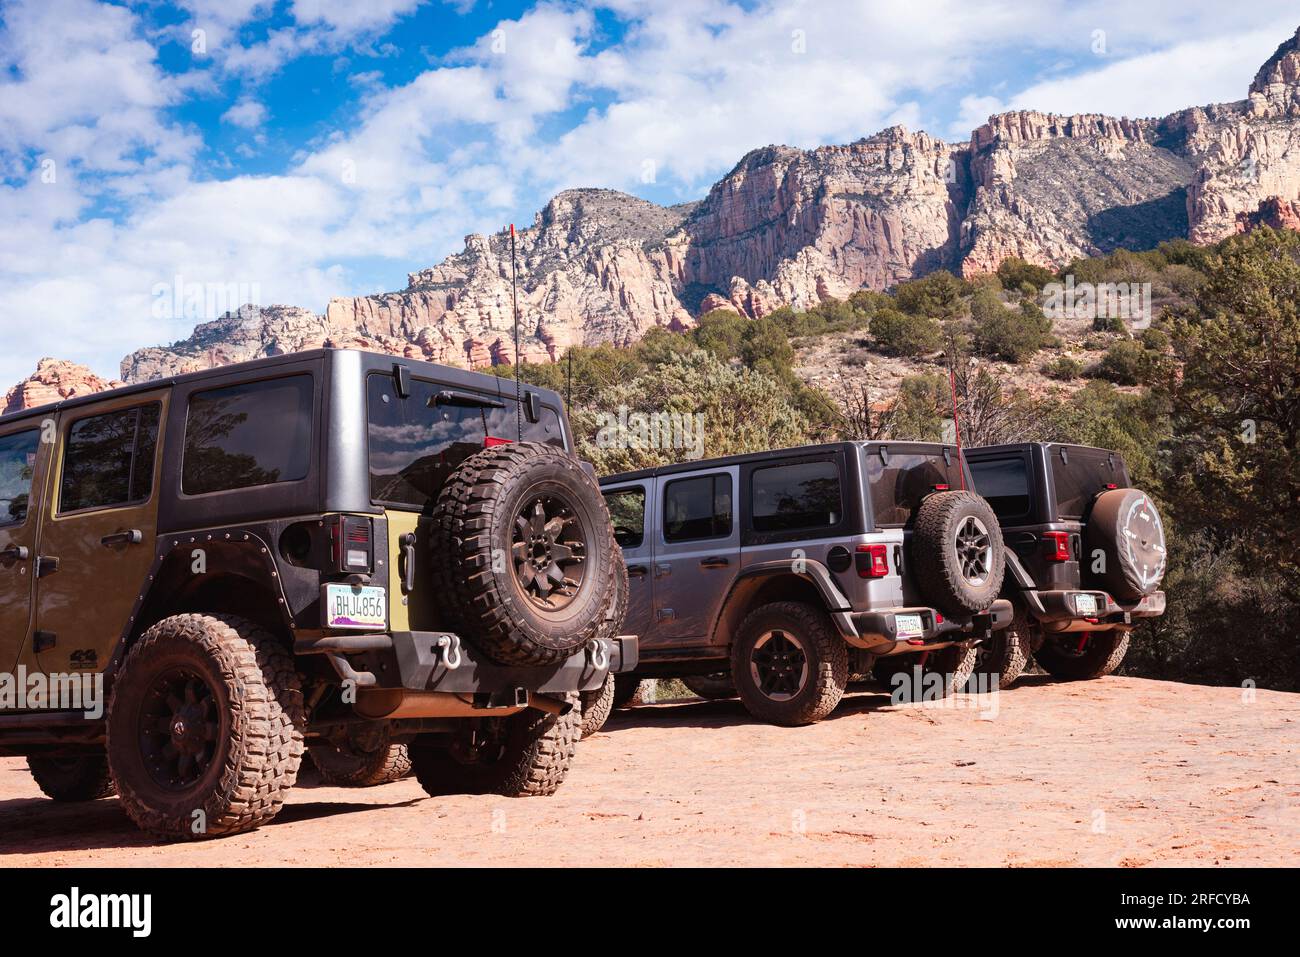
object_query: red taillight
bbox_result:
[484,436,513,447]
[855,543,889,578]
[1042,531,1070,562]
[1104,483,1117,490]
[932,483,950,491]
[329,515,373,573]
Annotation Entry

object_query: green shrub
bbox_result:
[1043,355,1084,380]
[971,288,1053,362]
[692,309,747,360]
[892,270,967,318]
[996,257,1056,292]
[1089,339,1145,384]
[869,307,942,356]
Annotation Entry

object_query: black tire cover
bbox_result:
[911,490,1006,618]
[1084,488,1167,601]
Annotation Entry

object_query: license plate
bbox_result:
[1074,593,1098,615]
[894,613,924,639]
[325,583,387,630]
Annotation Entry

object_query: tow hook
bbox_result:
[587,637,609,670]
[434,634,462,670]
[529,694,574,717]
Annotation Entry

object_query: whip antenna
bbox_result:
[510,223,521,442]
[948,353,966,490]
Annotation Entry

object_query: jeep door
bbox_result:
[0,419,51,673]
[649,467,739,647]
[601,482,653,642]
[27,391,168,678]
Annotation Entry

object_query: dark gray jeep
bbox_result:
[966,442,1167,687]
[0,348,635,839]
[594,442,1014,726]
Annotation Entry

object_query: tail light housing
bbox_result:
[855,543,889,578]
[328,515,374,574]
[1042,530,1070,562]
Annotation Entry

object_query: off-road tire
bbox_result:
[598,545,630,645]
[965,607,1032,691]
[429,442,616,667]
[731,601,847,726]
[579,675,615,737]
[612,675,655,709]
[1035,630,1130,680]
[1085,488,1167,601]
[912,490,1005,618]
[308,724,411,787]
[27,755,116,802]
[875,644,979,701]
[106,614,304,840]
[681,672,737,700]
[410,694,579,797]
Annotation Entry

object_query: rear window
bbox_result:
[1051,448,1126,520]
[367,373,564,508]
[0,429,40,525]
[969,457,1031,520]
[183,376,313,496]
[751,460,842,533]
[865,449,963,528]
[603,487,646,548]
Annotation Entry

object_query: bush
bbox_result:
[996,257,1056,292]
[1042,355,1084,380]
[1090,339,1146,385]
[892,270,967,318]
[740,316,796,379]
[692,309,747,360]
[869,307,942,356]
[971,288,1053,362]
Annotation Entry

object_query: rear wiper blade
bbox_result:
[428,390,506,409]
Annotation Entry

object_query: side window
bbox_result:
[0,430,40,526]
[60,404,161,513]
[751,460,841,533]
[969,457,1030,520]
[183,376,312,496]
[603,487,646,548]
[663,474,732,542]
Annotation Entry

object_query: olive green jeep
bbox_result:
[0,348,635,839]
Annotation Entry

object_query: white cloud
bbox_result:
[221,97,268,128]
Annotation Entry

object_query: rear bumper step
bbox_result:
[1026,589,1166,632]
[842,598,1013,653]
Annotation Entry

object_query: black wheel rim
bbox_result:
[138,667,219,791]
[749,630,809,701]
[511,493,588,612]
[955,515,993,586]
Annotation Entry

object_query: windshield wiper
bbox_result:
[428,390,506,409]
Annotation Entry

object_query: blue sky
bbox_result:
[1,0,1298,385]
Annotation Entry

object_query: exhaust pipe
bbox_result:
[528,693,574,717]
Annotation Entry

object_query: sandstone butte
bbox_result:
[7,26,1300,410]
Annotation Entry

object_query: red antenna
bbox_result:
[948,356,966,490]
[509,223,521,442]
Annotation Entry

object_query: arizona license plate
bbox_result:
[894,613,924,638]
[1074,593,1098,615]
[324,583,387,630]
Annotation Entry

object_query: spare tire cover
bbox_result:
[911,490,1006,618]
[1084,488,1167,601]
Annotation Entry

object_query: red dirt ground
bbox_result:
[2,676,1296,867]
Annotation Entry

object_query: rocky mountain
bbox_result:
[2,358,121,415]
[6,26,1300,407]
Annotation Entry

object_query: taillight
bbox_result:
[328,516,373,573]
[1042,531,1070,562]
[855,543,889,578]
[484,436,512,447]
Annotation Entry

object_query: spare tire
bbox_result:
[911,490,1005,618]
[1084,488,1167,601]
[430,442,617,667]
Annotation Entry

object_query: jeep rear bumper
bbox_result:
[839,598,1013,654]
[297,632,638,695]
[1025,589,1166,632]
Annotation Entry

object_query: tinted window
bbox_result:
[603,487,646,548]
[367,373,565,508]
[969,457,1030,520]
[865,450,963,527]
[663,474,731,542]
[752,460,842,533]
[61,404,161,513]
[1052,448,1125,520]
[0,430,39,525]
[183,376,312,495]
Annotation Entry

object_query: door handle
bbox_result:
[699,556,730,568]
[101,529,143,547]
[399,532,417,593]
[0,544,29,563]
[654,563,671,578]
[626,564,647,578]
